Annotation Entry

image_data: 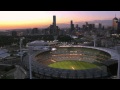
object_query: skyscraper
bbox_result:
[53,15,56,35]
[53,15,56,27]
[76,24,79,30]
[71,20,73,28]
[86,22,89,30]
[99,23,102,30]
[49,15,59,36]
[118,19,120,29]
[113,15,118,32]
[70,20,74,35]
[117,18,120,34]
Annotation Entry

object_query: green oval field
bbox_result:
[48,60,99,70]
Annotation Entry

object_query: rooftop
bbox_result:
[27,40,49,46]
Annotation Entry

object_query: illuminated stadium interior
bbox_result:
[36,47,111,66]
[32,47,113,79]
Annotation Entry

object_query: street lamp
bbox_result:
[28,46,33,79]
[20,37,25,65]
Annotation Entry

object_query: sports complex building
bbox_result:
[23,41,119,79]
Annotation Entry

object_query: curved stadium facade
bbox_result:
[23,44,118,79]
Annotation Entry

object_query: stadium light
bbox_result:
[28,46,33,79]
[117,58,120,79]
[92,35,96,47]
[116,46,120,79]
[20,37,25,65]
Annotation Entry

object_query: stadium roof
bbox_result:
[0,53,10,59]
[27,40,49,46]
[0,49,10,59]
[48,42,58,46]
[0,49,8,54]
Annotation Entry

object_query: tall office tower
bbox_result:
[53,15,56,35]
[71,20,73,27]
[70,20,74,35]
[82,25,86,30]
[76,24,79,30]
[86,22,89,30]
[89,24,93,30]
[113,15,118,32]
[117,19,120,34]
[86,22,88,26]
[99,23,102,30]
[92,24,95,29]
[49,15,59,36]
[53,15,56,27]
[118,19,120,28]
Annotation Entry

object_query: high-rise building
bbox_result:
[53,15,57,35]
[92,24,95,29]
[113,16,118,31]
[49,15,59,36]
[82,25,86,30]
[76,24,78,29]
[86,22,88,26]
[70,20,74,35]
[75,24,79,31]
[99,23,102,30]
[117,18,120,34]
[118,19,120,28]
[86,22,89,30]
[89,24,93,30]
[71,20,73,27]
[53,15,56,27]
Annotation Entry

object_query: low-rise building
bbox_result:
[26,40,51,51]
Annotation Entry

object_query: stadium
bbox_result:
[23,42,118,79]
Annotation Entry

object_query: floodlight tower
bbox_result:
[28,46,33,79]
[92,35,96,47]
[20,37,25,64]
[116,46,120,79]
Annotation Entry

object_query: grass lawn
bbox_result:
[48,60,99,70]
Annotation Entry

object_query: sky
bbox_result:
[0,11,120,30]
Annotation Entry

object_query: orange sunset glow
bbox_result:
[0,20,51,29]
[0,11,120,30]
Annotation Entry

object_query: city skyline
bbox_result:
[0,11,120,30]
